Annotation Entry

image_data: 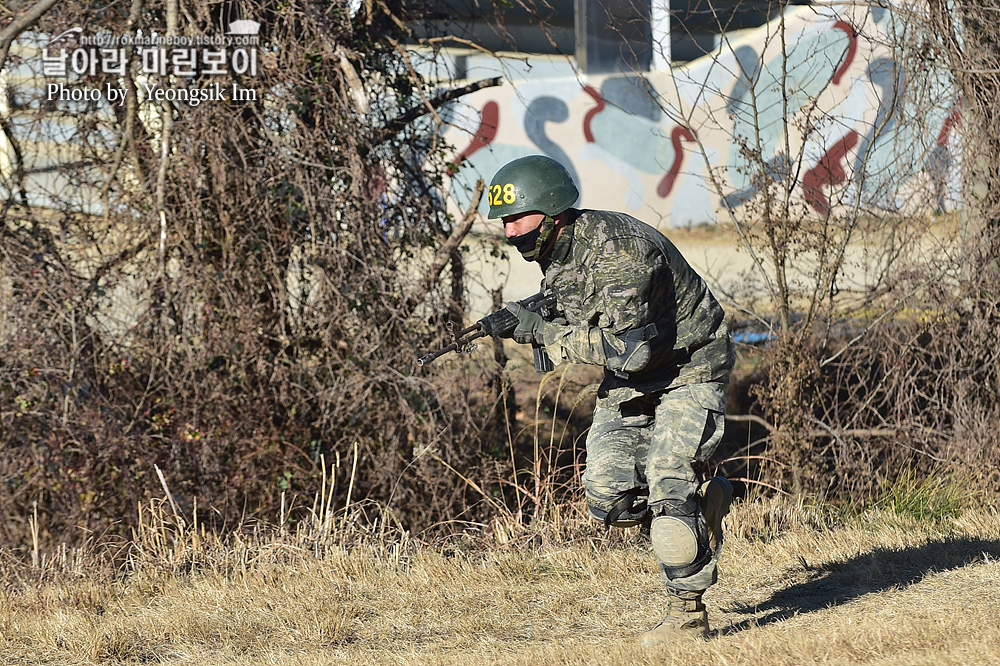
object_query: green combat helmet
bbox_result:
[487,155,579,220]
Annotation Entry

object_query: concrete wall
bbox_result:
[441,4,959,230]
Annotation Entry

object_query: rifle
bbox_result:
[418,291,557,372]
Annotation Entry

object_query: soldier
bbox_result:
[488,155,735,643]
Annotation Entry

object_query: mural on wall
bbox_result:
[443,4,959,229]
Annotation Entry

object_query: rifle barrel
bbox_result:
[455,321,482,338]
[417,328,486,366]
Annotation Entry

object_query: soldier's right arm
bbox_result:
[540,236,670,372]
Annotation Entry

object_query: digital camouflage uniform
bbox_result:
[536,208,734,592]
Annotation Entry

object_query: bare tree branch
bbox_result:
[100,0,145,200]
[725,413,774,432]
[154,0,177,279]
[0,113,28,207]
[407,179,484,314]
[0,0,61,70]
[362,77,502,157]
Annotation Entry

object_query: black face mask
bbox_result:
[507,225,541,258]
[506,216,554,262]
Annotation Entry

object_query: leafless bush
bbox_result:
[0,0,515,549]
[658,3,1000,502]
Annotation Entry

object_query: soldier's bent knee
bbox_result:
[650,500,711,580]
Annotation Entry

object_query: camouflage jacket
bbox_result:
[537,209,734,393]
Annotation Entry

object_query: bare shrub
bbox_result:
[664,3,1000,503]
[0,0,511,548]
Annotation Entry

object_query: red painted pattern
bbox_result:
[832,21,858,85]
[582,86,604,143]
[936,105,961,146]
[657,127,697,198]
[803,130,860,214]
[452,101,499,166]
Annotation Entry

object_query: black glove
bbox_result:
[505,301,546,345]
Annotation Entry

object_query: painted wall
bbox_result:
[442,4,960,229]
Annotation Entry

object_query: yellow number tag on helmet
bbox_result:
[489,183,516,207]
[503,183,515,204]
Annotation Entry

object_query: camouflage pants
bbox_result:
[582,381,728,591]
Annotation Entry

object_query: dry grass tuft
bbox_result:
[1,495,998,665]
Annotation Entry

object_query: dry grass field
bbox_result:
[1,490,998,666]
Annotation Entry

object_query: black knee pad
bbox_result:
[587,488,651,528]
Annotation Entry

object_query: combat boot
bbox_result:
[697,476,733,552]
[639,588,708,644]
